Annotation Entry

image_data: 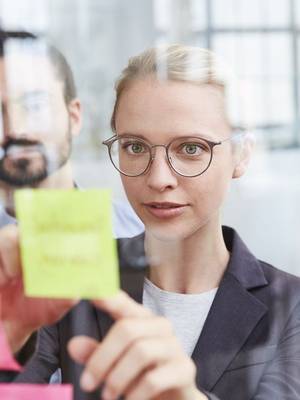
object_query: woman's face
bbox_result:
[115,78,244,242]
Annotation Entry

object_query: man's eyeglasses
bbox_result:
[103,133,244,178]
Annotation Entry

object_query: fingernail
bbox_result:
[102,386,115,400]
[80,372,95,391]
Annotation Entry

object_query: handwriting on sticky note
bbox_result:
[0,384,73,399]
[0,322,21,371]
[15,189,119,299]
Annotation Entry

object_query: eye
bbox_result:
[122,141,147,155]
[180,142,205,156]
[24,101,44,112]
[22,98,50,114]
[184,144,199,154]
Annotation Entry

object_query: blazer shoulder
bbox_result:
[259,260,300,288]
[255,259,300,307]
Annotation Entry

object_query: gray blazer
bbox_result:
[15,227,300,400]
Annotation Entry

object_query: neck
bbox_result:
[33,161,74,190]
[145,218,229,294]
[1,161,74,217]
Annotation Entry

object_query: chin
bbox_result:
[146,223,193,243]
[145,215,212,243]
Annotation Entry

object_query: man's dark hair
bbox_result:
[47,45,77,103]
[0,28,77,104]
[0,29,36,56]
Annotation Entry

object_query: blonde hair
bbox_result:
[111,44,248,132]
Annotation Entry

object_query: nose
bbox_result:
[0,103,11,141]
[146,146,178,192]
[0,101,27,143]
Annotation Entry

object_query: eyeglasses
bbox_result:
[103,133,243,178]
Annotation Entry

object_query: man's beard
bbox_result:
[0,134,72,187]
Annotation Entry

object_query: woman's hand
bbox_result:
[68,291,207,400]
[0,225,78,352]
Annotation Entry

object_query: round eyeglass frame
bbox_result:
[102,134,241,178]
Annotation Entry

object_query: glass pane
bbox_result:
[0,2,299,400]
[0,0,49,31]
[153,0,206,31]
[223,146,300,275]
[297,37,300,145]
[213,33,292,77]
[212,0,291,28]
[190,0,207,31]
[49,0,155,163]
[296,0,300,27]
[212,33,294,127]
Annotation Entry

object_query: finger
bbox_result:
[0,266,9,288]
[68,335,99,364]
[0,226,21,285]
[80,316,173,392]
[102,336,181,400]
[92,291,152,320]
[125,358,197,400]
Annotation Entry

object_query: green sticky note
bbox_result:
[15,189,119,299]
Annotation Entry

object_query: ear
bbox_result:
[68,98,82,138]
[232,133,255,179]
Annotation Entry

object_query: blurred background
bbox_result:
[0,0,299,274]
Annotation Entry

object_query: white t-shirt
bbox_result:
[143,278,218,356]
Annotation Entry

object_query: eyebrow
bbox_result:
[19,90,50,102]
[117,133,149,140]
[117,132,218,142]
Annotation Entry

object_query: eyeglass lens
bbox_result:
[109,137,213,177]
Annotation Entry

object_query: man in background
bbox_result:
[0,29,143,236]
[0,29,143,380]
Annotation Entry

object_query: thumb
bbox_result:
[68,335,98,365]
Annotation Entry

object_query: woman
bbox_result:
[16,45,300,400]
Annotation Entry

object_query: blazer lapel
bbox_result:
[192,273,267,390]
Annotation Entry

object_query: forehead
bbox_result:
[0,52,60,96]
[116,78,230,140]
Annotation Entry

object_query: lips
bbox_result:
[143,202,188,219]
